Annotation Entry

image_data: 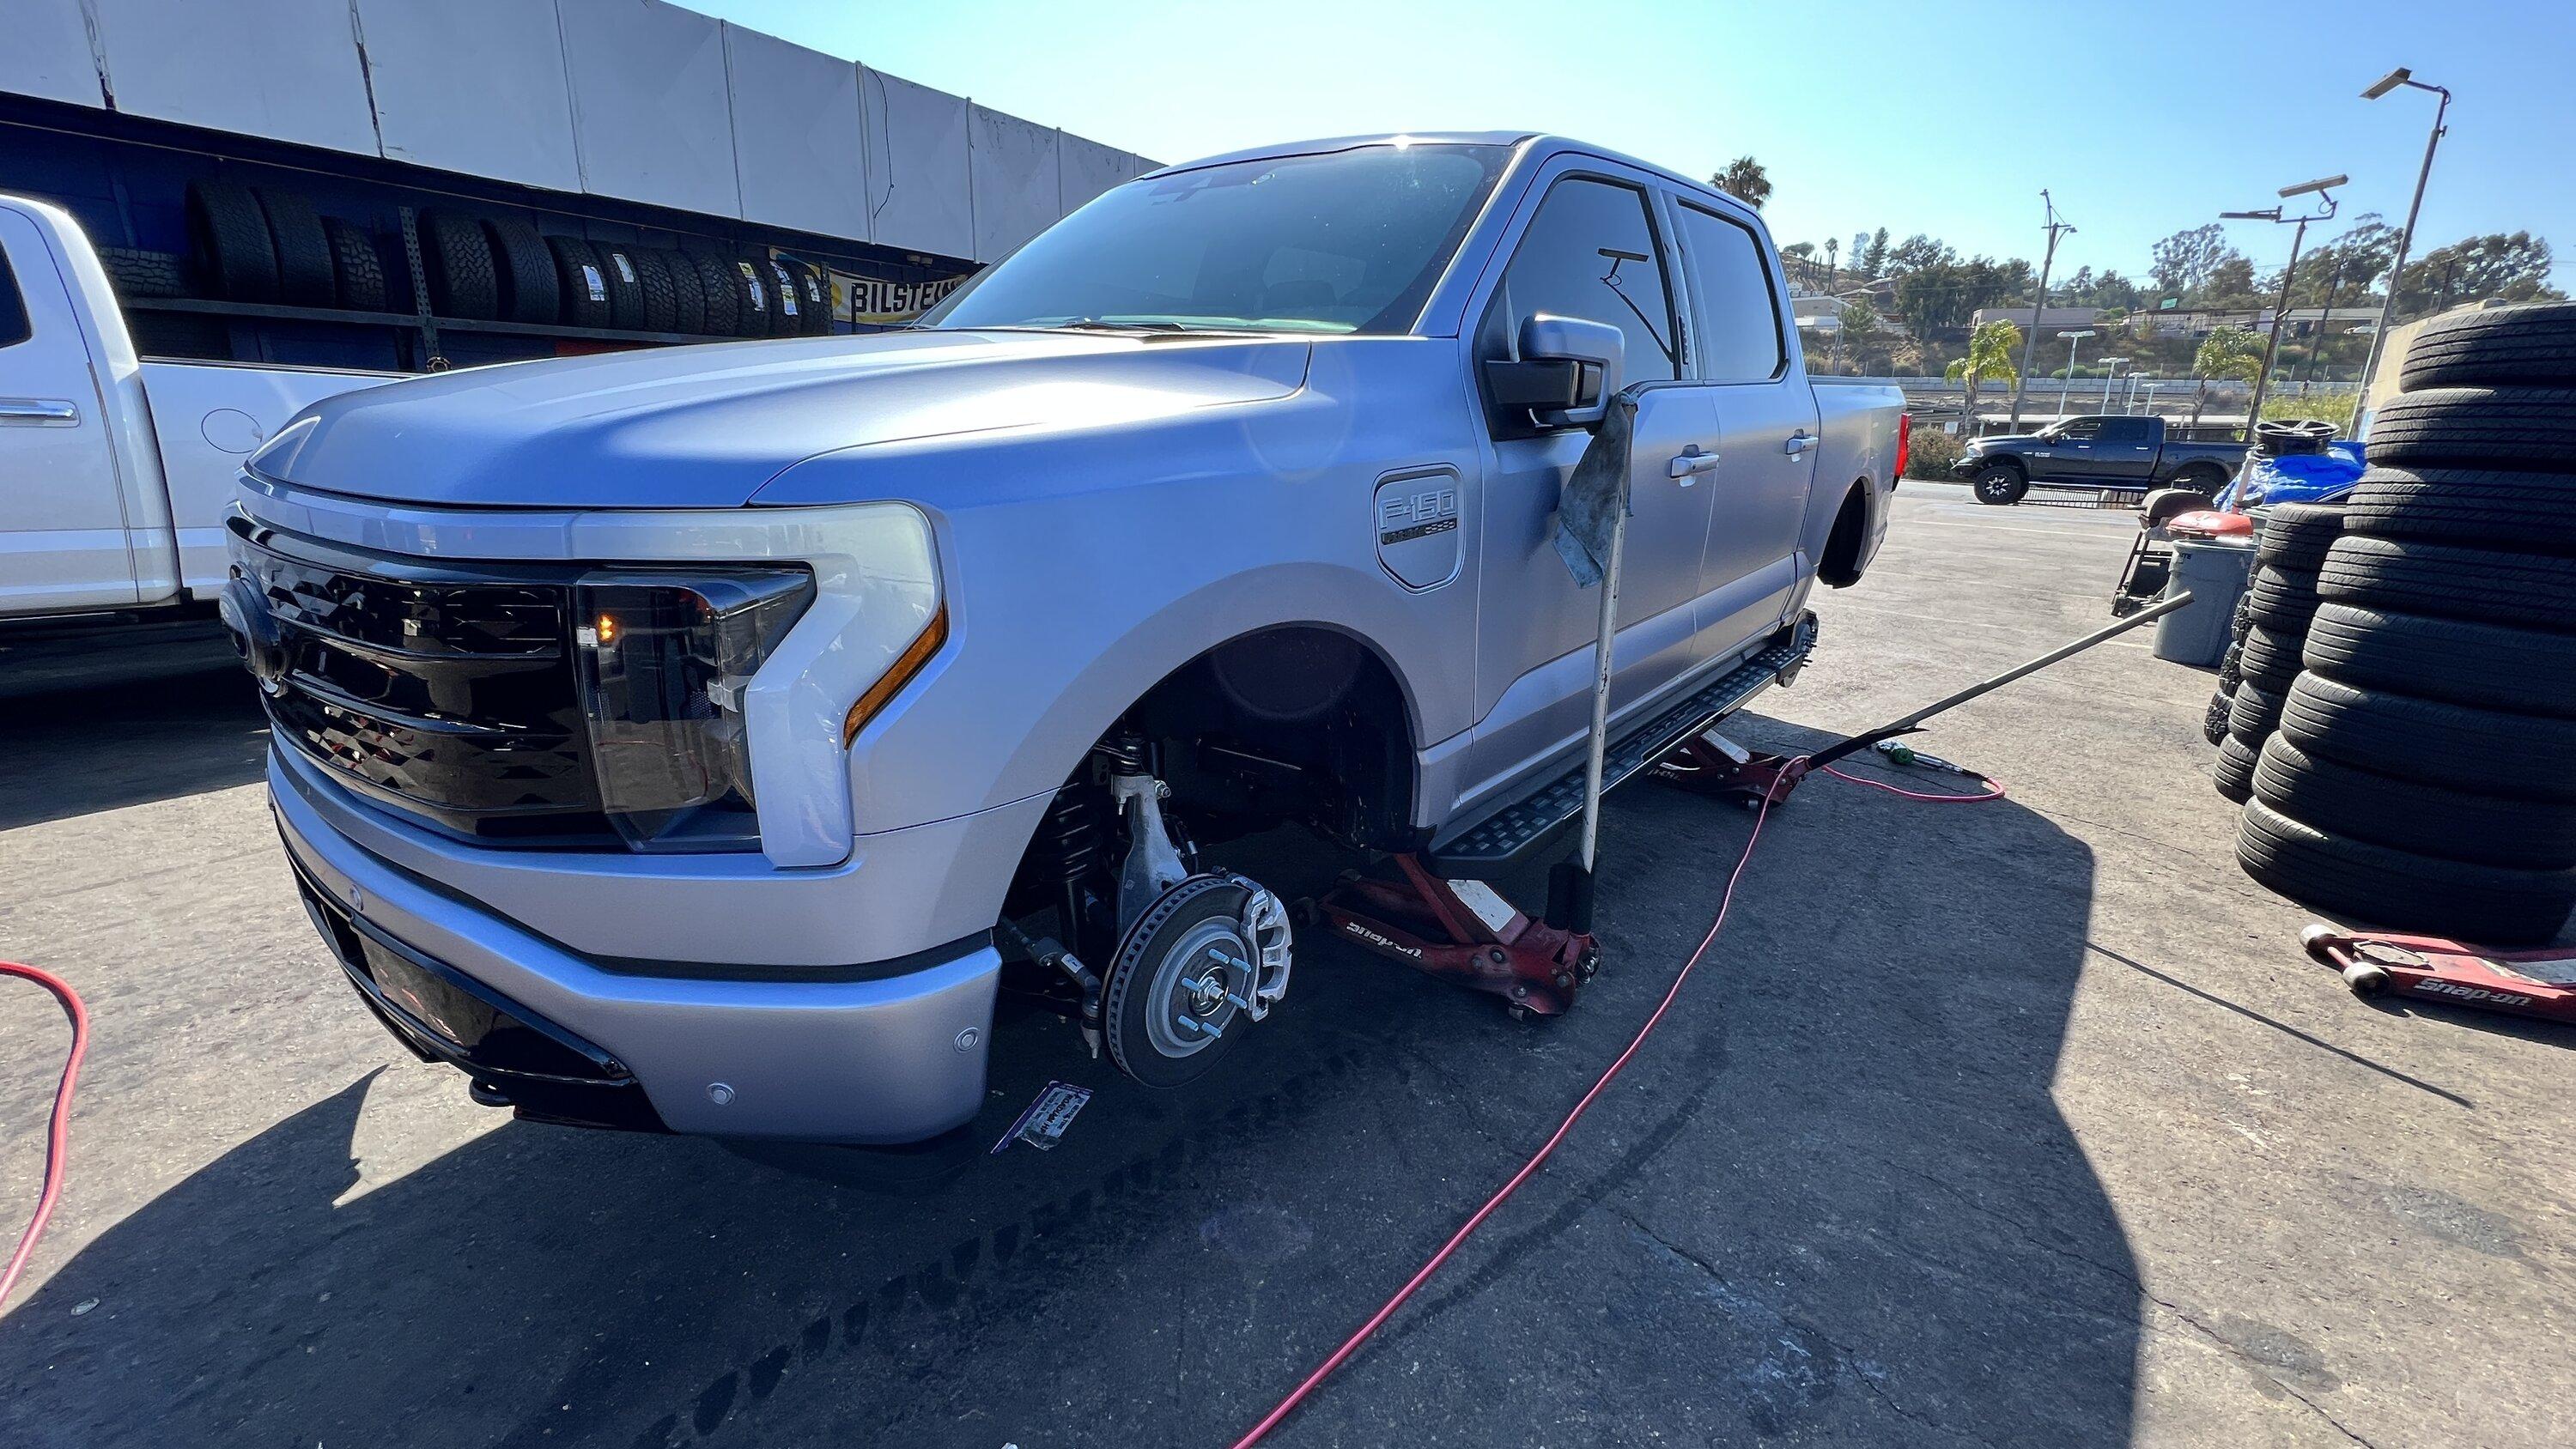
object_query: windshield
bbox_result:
[921,143,1510,335]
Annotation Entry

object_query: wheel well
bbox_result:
[1976,455,2026,476]
[2170,462,2226,486]
[1817,481,1872,589]
[1000,626,1419,944]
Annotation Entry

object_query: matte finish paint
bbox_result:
[275,766,999,1143]
[241,135,1904,1143]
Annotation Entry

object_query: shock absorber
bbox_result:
[1097,731,1151,779]
[1042,785,1099,945]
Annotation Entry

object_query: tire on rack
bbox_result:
[2277,671,2576,803]
[594,243,647,331]
[321,219,386,311]
[2202,688,2236,747]
[2341,466,2576,555]
[738,251,785,336]
[2236,622,2307,692]
[185,179,280,303]
[2365,386,2576,471]
[2399,302,2576,391]
[2253,734,2576,870]
[2253,500,2344,573]
[2245,564,2321,629]
[94,246,188,300]
[659,249,706,334]
[254,188,335,306]
[2237,799,2576,946]
[2318,534,2576,633]
[545,236,611,330]
[419,209,501,320]
[2227,682,2287,743]
[626,246,679,333]
[481,216,561,325]
[783,256,832,334]
[2213,732,2259,803]
[2303,602,2576,717]
[683,249,742,336]
[1971,463,2028,506]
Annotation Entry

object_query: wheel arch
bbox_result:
[1816,477,1876,588]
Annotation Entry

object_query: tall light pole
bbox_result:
[2099,355,2128,413]
[2352,67,2451,423]
[2222,173,2345,440]
[2056,330,2094,420]
[2007,190,2075,432]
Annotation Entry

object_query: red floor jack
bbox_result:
[1309,591,2195,1018]
[2303,925,2576,1026]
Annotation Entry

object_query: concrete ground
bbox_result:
[2,484,2568,1447]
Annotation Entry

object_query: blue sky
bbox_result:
[683,0,2574,286]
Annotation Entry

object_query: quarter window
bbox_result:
[1675,203,1785,382]
[1487,177,1678,383]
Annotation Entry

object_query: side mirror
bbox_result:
[1485,313,1625,429]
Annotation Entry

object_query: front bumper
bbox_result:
[1952,455,1989,476]
[273,750,1003,1143]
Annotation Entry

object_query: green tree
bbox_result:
[1944,318,2021,435]
[1857,227,1892,279]
[2151,223,2236,296]
[1835,299,1882,373]
[2201,255,2260,307]
[1714,156,1771,209]
[2190,326,2264,430]
[2396,232,2565,316]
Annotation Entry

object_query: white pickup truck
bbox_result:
[0,193,392,625]
[236,133,1905,1146]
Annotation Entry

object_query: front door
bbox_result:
[1670,198,1814,653]
[0,209,136,615]
[1463,168,1716,808]
[2093,415,2160,485]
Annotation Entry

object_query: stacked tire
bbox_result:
[2236,304,2576,944]
[2211,502,2345,803]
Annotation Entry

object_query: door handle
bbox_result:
[0,397,80,426]
[1668,446,1722,482]
[1783,431,1816,457]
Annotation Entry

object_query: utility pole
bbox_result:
[2353,68,2451,421]
[2007,190,2074,432]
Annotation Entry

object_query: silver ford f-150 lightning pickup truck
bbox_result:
[231,133,1905,1144]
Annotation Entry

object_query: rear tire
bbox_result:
[1972,465,2028,506]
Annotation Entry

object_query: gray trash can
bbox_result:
[2154,537,2257,665]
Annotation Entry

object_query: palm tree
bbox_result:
[2190,327,2264,434]
[1945,320,2021,435]
[1713,156,1771,209]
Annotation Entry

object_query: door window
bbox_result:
[2058,418,2101,440]
[1486,176,1679,384]
[1675,204,1785,382]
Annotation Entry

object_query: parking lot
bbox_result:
[2,483,2568,1447]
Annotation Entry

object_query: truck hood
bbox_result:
[248,330,1312,510]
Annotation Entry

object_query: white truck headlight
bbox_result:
[574,567,815,852]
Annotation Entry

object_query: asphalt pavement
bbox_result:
[3,483,2568,1447]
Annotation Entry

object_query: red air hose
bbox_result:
[2,961,88,1312]
[1230,755,2002,1446]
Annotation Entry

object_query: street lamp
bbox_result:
[2353,68,2451,422]
[2057,330,2095,419]
[2099,356,2128,413]
[2221,173,2347,439]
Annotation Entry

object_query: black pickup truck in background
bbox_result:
[1953,415,2249,505]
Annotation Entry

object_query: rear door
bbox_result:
[2093,415,2160,485]
[1670,198,1813,653]
[1462,164,1717,803]
[0,209,136,615]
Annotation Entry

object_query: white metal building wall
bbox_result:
[0,0,1160,264]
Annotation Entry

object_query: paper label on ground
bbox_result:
[992,1081,1092,1155]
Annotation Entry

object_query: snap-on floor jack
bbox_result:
[2303,925,2576,1026]
[1309,593,2194,1018]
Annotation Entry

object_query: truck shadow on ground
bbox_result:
[2,715,2141,1448]
[0,665,268,831]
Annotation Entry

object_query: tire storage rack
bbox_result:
[96,178,841,372]
[2205,500,2343,797]
[2230,303,2576,945]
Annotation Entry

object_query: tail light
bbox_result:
[1893,411,1912,484]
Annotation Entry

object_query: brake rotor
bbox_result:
[1102,873,1287,1088]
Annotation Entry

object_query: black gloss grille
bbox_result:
[230,518,613,845]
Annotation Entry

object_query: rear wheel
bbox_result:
[1972,465,2027,506]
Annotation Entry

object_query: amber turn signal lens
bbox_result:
[843,604,948,744]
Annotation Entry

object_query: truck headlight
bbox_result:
[574,567,815,852]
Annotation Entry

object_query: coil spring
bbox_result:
[1097,731,1151,777]
[1043,786,1098,884]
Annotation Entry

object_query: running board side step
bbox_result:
[1427,612,1818,874]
